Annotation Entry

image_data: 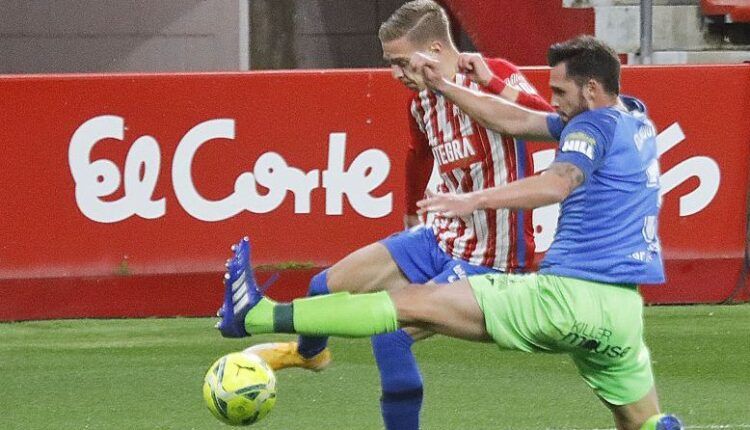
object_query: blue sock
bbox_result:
[296,270,330,358]
[372,330,423,430]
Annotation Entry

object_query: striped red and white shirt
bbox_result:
[405,58,552,272]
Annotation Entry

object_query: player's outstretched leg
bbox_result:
[242,288,399,337]
[246,270,332,372]
[216,241,486,342]
[245,240,410,371]
[215,237,399,338]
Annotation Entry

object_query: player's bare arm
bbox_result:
[546,161,584,194]
[410,52,554,141]
[458,53,524,103]
[416,162,584,217]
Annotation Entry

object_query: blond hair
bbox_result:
[378,0,452,44]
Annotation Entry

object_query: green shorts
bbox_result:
[468,273,654,405]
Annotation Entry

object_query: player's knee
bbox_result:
[327,260,390,294]
[391,284,437,326]
[325,265,350,293]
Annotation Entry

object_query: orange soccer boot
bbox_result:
[245,342,332,372]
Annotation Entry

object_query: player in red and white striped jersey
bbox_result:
[246,2,551,429]
[405,55,551,273]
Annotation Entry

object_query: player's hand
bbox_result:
[409,52,448,92]
[404,214,422,229]
[457,52,494,87]
[416,189,478,218]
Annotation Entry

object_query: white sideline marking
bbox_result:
[550,425,750,430]
[688,426,750,430]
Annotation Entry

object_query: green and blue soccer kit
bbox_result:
[469,96,664,405]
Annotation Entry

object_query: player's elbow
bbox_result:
[549,184,571,204]
[544,175,574,204]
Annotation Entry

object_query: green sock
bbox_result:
[244,297,277,334]
[244,292,399,337]
[294,291,399,337]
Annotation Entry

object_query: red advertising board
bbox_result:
[1,65,748,321]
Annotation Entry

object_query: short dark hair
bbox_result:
[378,0,452,45]
[547,35,620,95]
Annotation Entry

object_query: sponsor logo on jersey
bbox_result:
[431,138,483,173]
[561,131,596,160]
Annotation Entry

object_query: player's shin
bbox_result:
[297,269,330,358]
[245,291,399,337]
[373,331,423,430]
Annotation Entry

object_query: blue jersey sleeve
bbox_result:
[553,111,615,179]
[546,114,565,140]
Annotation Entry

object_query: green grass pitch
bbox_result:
[1,305,748,430]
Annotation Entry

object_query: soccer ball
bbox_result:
[203,351,277,426]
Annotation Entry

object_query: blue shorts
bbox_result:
[380,226,500,284]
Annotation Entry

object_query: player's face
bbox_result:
[549,63,588,123]
[382,36,426,91]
